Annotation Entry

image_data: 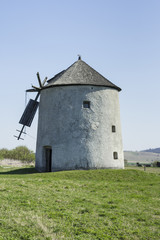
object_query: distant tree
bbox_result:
[0,146,35,162]
[0,148,9,160]
[153,161,160,167]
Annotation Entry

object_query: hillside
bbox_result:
[124,150,160,164]
[141,147,160,153]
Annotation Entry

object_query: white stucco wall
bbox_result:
[35,85,124,171]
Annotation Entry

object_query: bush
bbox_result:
[0,153,4,160]
[0,146,35,162]
[0,148,9,160]
[153,161,160,167]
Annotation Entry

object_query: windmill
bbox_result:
[14,72,47,140]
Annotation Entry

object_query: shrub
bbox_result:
[153,161,160,167]
[0,153,4,160]
[0,148,9,160]
[0,146,35,162]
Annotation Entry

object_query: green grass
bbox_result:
[0,167,160,240]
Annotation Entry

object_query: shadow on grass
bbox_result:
[0,167,38,175]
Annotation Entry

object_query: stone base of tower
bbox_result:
[35,166,124,173]
[35,154,124,172]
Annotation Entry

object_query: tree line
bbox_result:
[0,146,35,162]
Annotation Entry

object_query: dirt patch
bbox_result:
[0,159,34,167]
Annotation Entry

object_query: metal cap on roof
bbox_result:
[45,59,121,91]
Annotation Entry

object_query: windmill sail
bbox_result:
[19,99,39,127]
[15,72,47,140]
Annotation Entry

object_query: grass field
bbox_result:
[0,167,159,240]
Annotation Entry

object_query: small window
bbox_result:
[112,125,116,132]
[113,152,118,159]
[83,101,90,108]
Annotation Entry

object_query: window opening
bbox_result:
[113,152,118,159]
[112,125,116,132]
[83,101,90,108]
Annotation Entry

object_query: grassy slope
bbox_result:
[0,167,159,240]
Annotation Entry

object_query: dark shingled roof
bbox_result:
[45,59,121,91]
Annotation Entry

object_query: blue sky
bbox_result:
[0,0,160,151]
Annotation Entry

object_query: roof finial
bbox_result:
[78,54,81,60]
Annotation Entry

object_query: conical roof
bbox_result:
[45,59,121,91]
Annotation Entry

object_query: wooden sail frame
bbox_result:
[14,73,47,140]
